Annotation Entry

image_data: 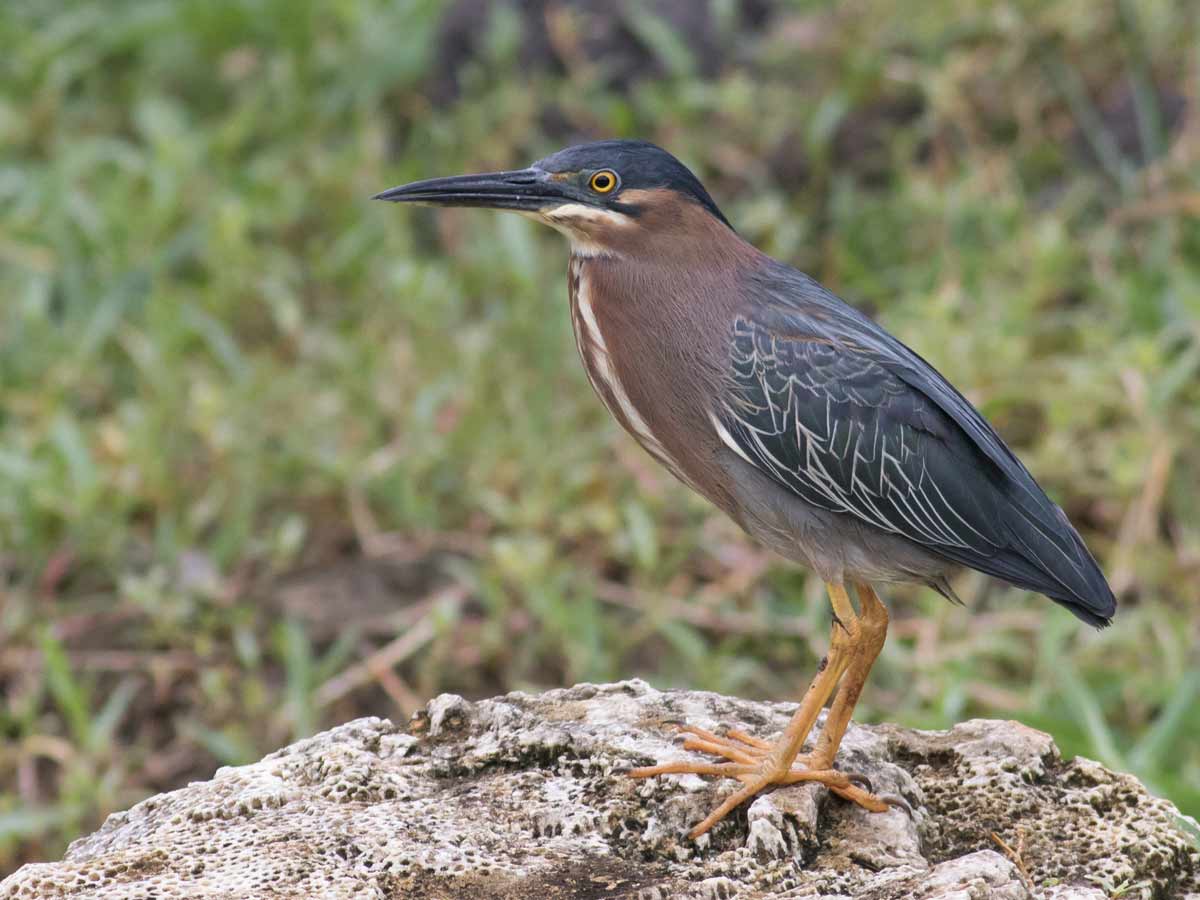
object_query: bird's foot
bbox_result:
[628,724,889,838]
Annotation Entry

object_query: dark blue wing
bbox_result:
[715,264,1115,626]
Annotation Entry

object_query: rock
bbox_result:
[4,680,1197,899]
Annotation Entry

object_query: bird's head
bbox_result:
[374,140,733,258]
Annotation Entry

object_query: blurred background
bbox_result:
[2,0,1199,874]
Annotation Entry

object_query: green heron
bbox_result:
[375,140,1116,838]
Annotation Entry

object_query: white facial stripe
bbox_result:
[516,210,603,256]
[541,203,631,257]
[543,203,630,227]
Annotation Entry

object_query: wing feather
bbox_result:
[720,317,998,553]
[715,264,1116,626]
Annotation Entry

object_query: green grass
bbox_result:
[2,0,1200,875]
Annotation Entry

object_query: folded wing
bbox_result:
[714,266,1115,626]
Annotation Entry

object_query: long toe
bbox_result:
[626,721,891,838]
[627,760,757,780]
[687,776,772,839]
[684,762,888,837]
[827,780,891,813]
[680,735,759,765]
[675,725,771,765]
[774,766,890,812]
[723,728,772,750]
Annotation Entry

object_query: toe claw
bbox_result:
[878,792,914,816]
[844,771,874,792]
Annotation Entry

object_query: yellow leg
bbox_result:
[809,581,889,767]
[627,581,891,838]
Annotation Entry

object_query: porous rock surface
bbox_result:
[4,680,1198,899]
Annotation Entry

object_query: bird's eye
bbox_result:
[589,170,617,194]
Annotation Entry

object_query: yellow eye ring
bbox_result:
[589,170,617,194]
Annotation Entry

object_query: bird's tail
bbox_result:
[996,502,1116,628]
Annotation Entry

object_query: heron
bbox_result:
[375,139,1116,838]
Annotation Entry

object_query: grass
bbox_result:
[2,0,1200,875]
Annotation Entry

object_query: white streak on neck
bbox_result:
[570,258,699,491]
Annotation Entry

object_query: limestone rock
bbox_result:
[4,680,1197,899]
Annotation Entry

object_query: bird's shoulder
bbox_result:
[732,261,1030,484]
